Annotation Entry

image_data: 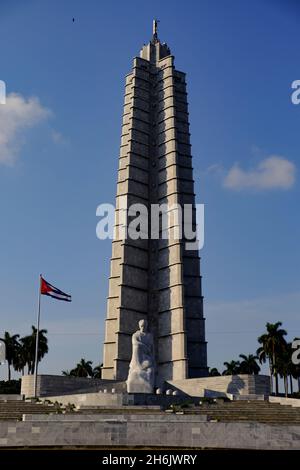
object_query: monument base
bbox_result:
[126,380,154,394]
[21,374,271,401]
[167,374,271,398]
[21,375,126,398]
[34,391,199,408]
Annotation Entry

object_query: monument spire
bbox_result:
[152,18,159,41]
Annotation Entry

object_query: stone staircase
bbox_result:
[0,400,61,421]
[0,399,164,421]
[77,400,300,426]
[75,405,163,415]
[2,398,300,425]
[187,400,300,425]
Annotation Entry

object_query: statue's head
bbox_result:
[138,319,147,332]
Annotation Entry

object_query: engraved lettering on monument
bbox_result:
[126,319,155,393]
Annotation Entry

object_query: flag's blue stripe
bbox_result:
[43,292,72,302]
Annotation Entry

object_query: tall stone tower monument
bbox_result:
[102,22,207,385]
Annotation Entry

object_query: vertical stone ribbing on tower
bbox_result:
[102,58,152,381]
[172,70,207,379]
[155,53,189,385]
[102,34,207,382]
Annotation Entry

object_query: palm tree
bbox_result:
[222,360,240,376]
[19,335,34,374]
[257,322,287,395]
[287,342,296,395]
[276,345,292,397]
[13,343,28,376]
[209,367,221,377]
[92,364,103,379]
[294,363,300,393]
[277,342,299,396]
[239,354,261,375]
[19,326,48,375]
[0,332,20,381]
[71,359,93,378]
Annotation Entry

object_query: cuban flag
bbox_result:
[41,277,72,302]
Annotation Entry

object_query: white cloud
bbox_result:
[51,130,68,145]
[0,92,51,165]
[205,163,224,175]
[223,156,296,191]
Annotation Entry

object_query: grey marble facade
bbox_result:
[102,26,207,385]
[21,374,125,398]
[1,417,300,449]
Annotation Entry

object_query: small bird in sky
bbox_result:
[72,18,75,22]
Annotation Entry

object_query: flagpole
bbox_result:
[33,274,42,398]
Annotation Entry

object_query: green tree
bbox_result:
[13,342,27,376]
[92,364,103,379]
[70,359,93,378]
[222,360,240,375]
[19,326,48,375]
[277,342,300,396]
[291,338,300,393]
[0,332,20,381]
[257,321,287,395]
[239,354,261,375]
[209,367,221,377]
[276,345,292,397]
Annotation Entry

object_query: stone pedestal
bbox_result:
[127,377,153,394]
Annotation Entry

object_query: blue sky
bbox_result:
[0,0,299,378]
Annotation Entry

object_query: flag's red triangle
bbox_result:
[41,277,51,295]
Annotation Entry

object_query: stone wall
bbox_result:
[21,374,271,399]
[21,375,125,398]
[0,415,299,449]
[270,396,300,407]
[42,392,124,407]
[0,394,22,401]
[168,375,271,397]
[40,392,199,408]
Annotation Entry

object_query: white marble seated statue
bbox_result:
[126,319,155,394]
